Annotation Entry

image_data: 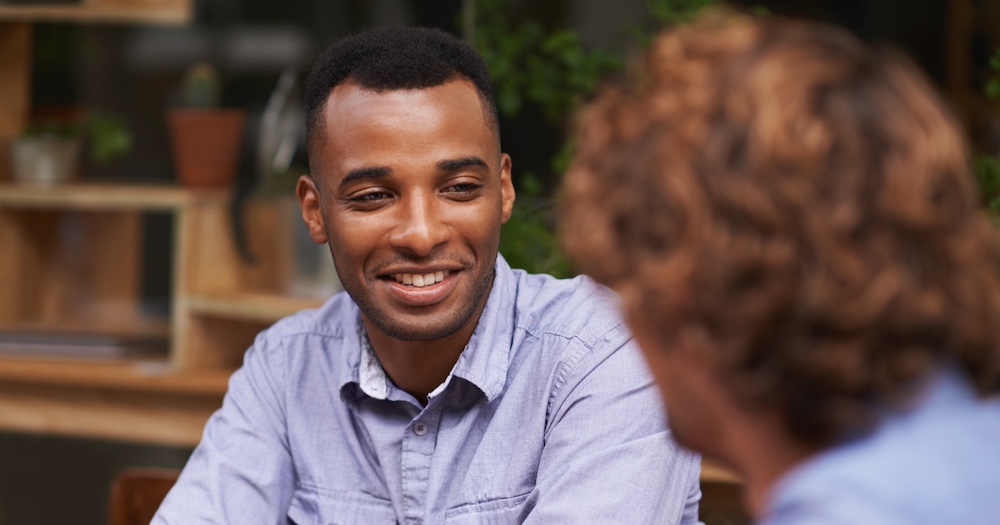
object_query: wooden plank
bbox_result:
[0,356,230,396]
[180,197,294,297]
[0,210,24,324]
[80,211,143,331]
[185,292,323,324]
[175,314,262,370]
[0,0,191,25]
[0,383,219,447]
[0,182,227,211]
[14,210,60,325]
[0,23,31,182]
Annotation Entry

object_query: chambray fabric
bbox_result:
[153,255,702,524]
[761,368,1000,525]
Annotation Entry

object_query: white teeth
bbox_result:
[392,270,451,288]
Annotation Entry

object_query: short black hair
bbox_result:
[304,25,499,147]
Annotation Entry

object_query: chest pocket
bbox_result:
[444,492,531,525]
[287,486,397,525]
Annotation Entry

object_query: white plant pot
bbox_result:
[11,135,81,185]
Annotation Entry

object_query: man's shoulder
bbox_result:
[508,268,627,347]
[258,291,359,345]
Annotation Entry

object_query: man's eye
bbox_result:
[444,183,482,193]
[352,191,391,202]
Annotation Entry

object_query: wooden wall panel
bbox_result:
[0,23,31,182]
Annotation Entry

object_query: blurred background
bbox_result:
[0,0,997,523]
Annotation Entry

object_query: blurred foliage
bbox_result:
[986,48,1000,106]
[22,111,132,164]
[179,62,222,109]
[482,2,1000,277]
[473,0,621,125]
[977,48,1000,226]
[477,0,722,277]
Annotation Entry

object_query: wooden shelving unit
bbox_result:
[0,180,302,445]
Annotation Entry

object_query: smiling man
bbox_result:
[153,26,701,524]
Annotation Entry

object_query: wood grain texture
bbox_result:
[0,382,221,447]
[0,182,227,211]
[0,0,191,25]
[108,468,180,525]
[0,356,231,396]
[0,23,31,182]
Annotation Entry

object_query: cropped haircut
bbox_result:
[304,25,499,151]
[561,12,1000,446]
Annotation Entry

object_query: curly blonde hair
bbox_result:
[561,12,1000,445]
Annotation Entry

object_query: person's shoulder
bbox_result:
[770,377,1000,525]
[255,290,358,345]
[509,268,626,347]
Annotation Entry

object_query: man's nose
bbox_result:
[388,191,451,256]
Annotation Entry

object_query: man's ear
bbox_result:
[499,153,516,224]
[296,175,329,244]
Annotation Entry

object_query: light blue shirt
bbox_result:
[154,255,702,524]
[761,368,1000,525]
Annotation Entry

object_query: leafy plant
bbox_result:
[475,0,720,276]
[474,0,621,125]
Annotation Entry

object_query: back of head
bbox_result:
[304,25,499,148]
[562,12,1000,445]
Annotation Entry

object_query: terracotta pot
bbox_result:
[167,109,245,188]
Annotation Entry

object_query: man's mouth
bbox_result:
[391,270,451,287]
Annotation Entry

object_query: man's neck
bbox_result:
[362,291,491,403]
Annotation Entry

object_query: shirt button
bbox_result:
[413,421,428,436]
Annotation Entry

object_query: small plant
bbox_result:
[179,62,221,109]
[20,111,131,164]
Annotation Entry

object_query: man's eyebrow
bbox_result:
[339,166,391,187]
[438,157,489,172]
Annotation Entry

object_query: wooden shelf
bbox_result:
[185,292,324,324]
[0,0,191,25]
[0,356,230,396]
[0,182,227,211]
[0,356,229,446]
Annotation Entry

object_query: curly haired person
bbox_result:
[562,11,1000,525]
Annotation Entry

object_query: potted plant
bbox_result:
[167,63,246,188]
[11,112,131,185]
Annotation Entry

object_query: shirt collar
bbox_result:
[341,254,518,404]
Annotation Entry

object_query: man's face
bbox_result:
[299,79,515,341]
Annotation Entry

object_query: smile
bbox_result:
[392,270,450,287]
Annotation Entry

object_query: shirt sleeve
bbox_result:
[152,331,295,525]
[521,324,703,525]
